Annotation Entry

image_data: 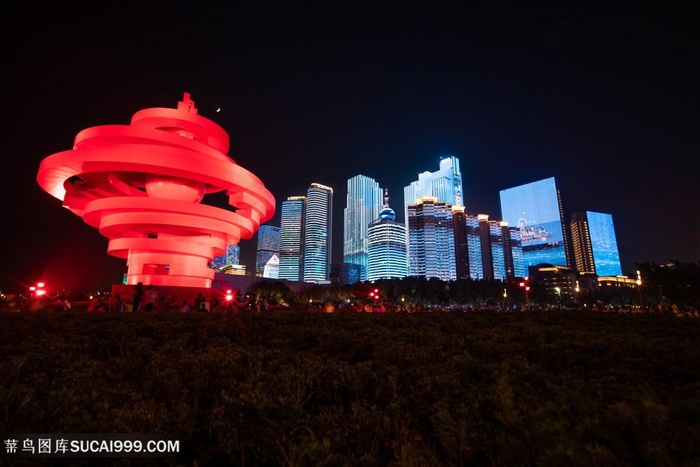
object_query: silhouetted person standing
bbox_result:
[132,282,144,312]
[144,285,157,312]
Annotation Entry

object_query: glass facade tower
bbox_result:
[255,225,281,278]
[212,244,240,269]
[499,177,570,268]
[367,190,408,281]
[407,196,456,281]
[279,196,305,281]
[404,156,463,224]
[303,183,333,283]
[343,174,383,281]
[571,211,622,276]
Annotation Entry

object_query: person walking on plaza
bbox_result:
[132,282,144,312]
[144,284,157,312]
[111,294,124,313]
[178,300,190,313]
[194,293,204,310]
[155,294,173,312]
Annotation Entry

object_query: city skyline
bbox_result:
[3,3,698,292]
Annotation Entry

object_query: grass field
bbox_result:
[1,310,698,466]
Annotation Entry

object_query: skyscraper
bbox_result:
[459,212,525,281]
[303,183,333,283]
[407,196,456,281]
[452,206,470,280]
[404,156,463,224]
[500,222,525,279]
[343,174,383,281]
[570,212,595,274]
[465,211,483,279]
[211,244,240,269]
[478,214,494,280]
[571,211,622,276]
[255,225,281,277]
[279,196,305,281]
[367,190,408,281]
[263,254,280,279]
[499,177,571,268]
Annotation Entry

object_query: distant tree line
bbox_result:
[245,261,699,309]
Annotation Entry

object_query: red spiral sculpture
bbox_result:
[37,93,275,288]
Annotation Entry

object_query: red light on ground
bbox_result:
[369,292,374,297]
[225,294,233,301]
[374,289,379,293]
[36,289,47,296]
[525,287,530,291]
[29,286,36,291]
[519,282,525,287]
[37,282,45,288]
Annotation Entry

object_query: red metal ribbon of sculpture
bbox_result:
[37,93,275,288]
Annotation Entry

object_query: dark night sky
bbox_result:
[2,2,698,293]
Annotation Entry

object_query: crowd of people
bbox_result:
[14,282,699,318]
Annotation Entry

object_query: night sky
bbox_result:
[3,2,698,293]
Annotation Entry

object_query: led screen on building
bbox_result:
[499,177,567,267]
[587,211,622,276]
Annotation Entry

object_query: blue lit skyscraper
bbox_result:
[367,190,408,281]
[279,196,305,281]
[407,196,456,281]
[499,177,571,268]
[501,222,526,279]
[460,213,525,280]
[343,174,383,281]
[571,211,622,276]
[465,212,483,279]
[303,183,333,283]
[212,244,240,269]
[404,156,463,223]
[452,206,470,280]
[255,225,281,278]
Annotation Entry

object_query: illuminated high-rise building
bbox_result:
[499,177,570,268]
[488,218,524,281]
[477,215,494,280]
[263,254,280,279]
[571,211,622,276]
[330,263,362,286]
[343,174,383,281]
[452,206,470,280]
[500,222,525,279]
[407,196,456,281]
[255,225,281,277]
[570,212,595,274]
[465,211,483,279]
[279,196,305,281]
[367,190,408,281]
[303,183,333,283]
[460,212,525,281]
[212,244,240,269]
[404,156,463,224]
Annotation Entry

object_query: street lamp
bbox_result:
[502,288,507,310]
[554,287,561,309]
[636,270,644,310]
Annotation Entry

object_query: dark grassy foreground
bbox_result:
[1,310,699,466]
